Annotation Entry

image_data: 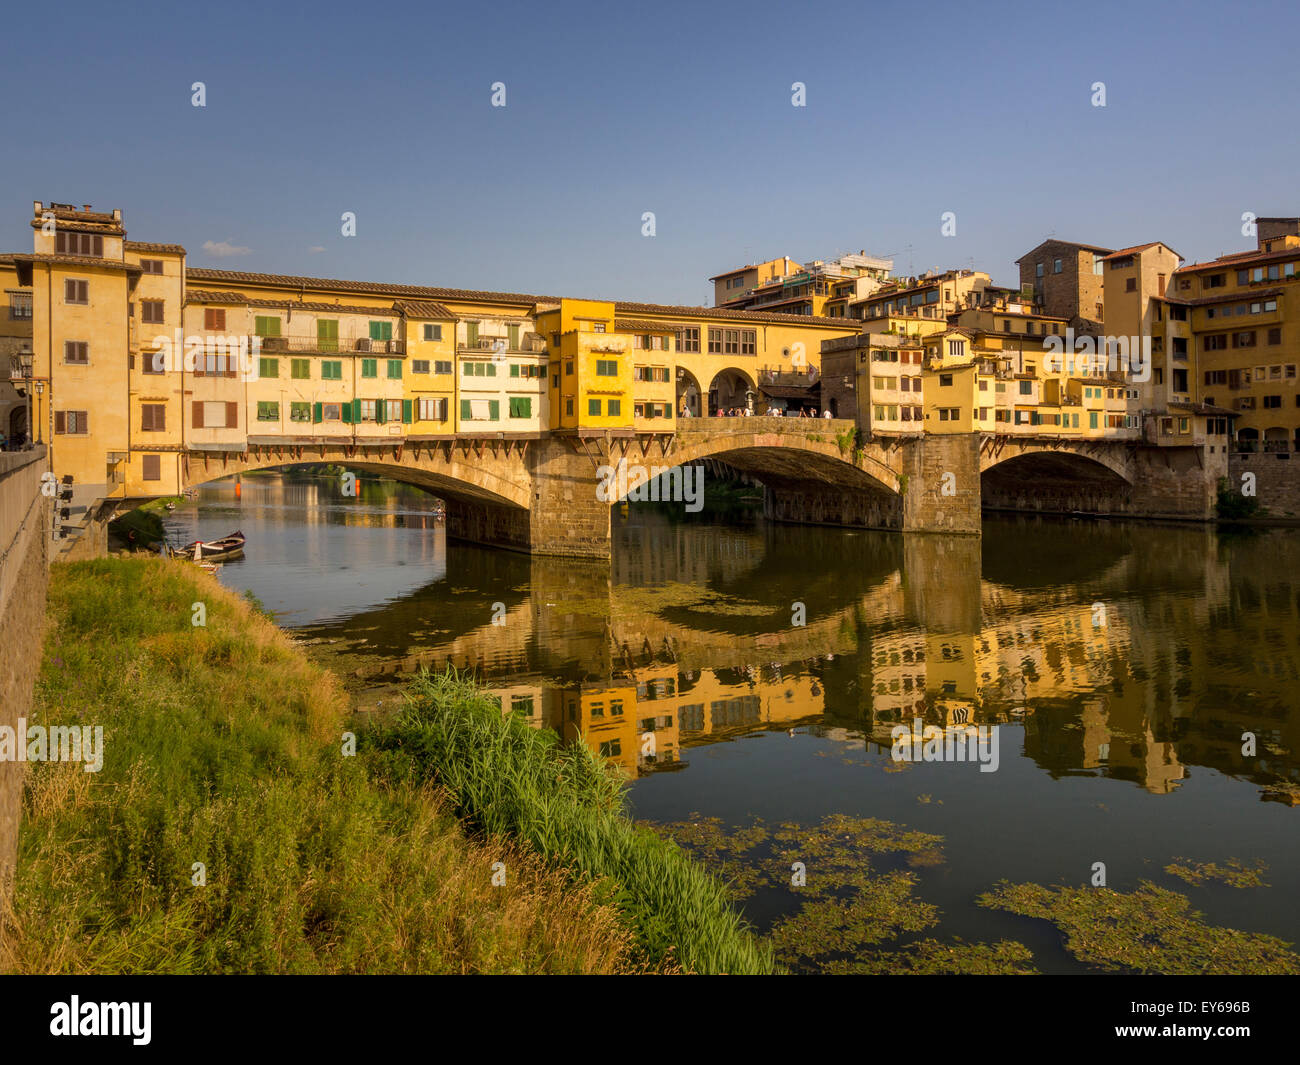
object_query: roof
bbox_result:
[707,257,795,282]
[392,299,456,320]
[1167,401,1239,417]
[1103,242,1181,261]
[185,289,247,304]
[759,383,821,399]
[187,267,553,306]
[1014,238,1113,263]
[11,253,140,273]
[614,318,686,332]
[1175,245,1300,273]
[126,241,187,255]
[1162,287,1284,307]
[614,300,851,327]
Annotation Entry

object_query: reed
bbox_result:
[366,670,776,975]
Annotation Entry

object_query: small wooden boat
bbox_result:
[180,530,245,563]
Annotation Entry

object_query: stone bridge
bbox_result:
[165,417,1222,559]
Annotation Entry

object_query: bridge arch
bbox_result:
[707,367,756,414]
[980,443,1134,515]
[605,421,903,509]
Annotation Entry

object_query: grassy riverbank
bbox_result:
[0,558,650,974]
[366,672,774,974]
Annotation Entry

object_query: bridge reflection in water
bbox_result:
[278,501,1300,805]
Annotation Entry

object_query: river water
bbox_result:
[164,470,1300,973]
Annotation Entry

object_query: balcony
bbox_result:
[259,335,406,355]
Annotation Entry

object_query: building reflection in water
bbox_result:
[291,505,1300,802]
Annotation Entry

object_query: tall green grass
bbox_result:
[2,559,643,974]
[366,671,776,975]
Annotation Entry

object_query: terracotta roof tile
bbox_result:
[392,299,456,320]
[11,253,140,272]
[187,267,553,305]
[185,289,247,304]
[614,318,687,332]
[126,241,187,255]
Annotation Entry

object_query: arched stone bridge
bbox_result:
[173,417,1222,558]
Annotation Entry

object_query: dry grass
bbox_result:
[0,558,649,974]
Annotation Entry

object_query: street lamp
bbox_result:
[19,351,34,448]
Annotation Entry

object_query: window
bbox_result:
[412,359,430,374]
[509,396,531,418]
[64,341,88,364]
[588,399,601,417]
[948,340,965,357]
[939,373,953,386]
[678,328,700,353]
[321,360,342,380]
[369,321,393,342]
[608,399,621,417]
[290,402,312,422]
[596,359,618,376]
[358,399,377,422]
[8,293,32,320]
[741,329,756,355]
[193,401,237,428]
[434,360,452,374]
[1035,262,1044,278]
[1268,327,1282,345]
[708,329,723,353]
[317,319,339,352]
[254,316,281,337]
[142,454,161,481]
[565,398,574,416]
[1234,331,1257,349]
[1125,277,1137,292]
[591,322,606,333]
[1264,395,1282,409]
[64,279,88,304]
[141,299,164,324]
[257,401,279,421]
[1019,380,1033,395]
[291,358,311,379]
[385,399,403,422]
[418,397,447,421]
[55,232,102,257]
[423,323,442,342]
[322,403,342,421]
[138,258,164,275]
[140,404,165,431]
[361,358,378,378]
[204,308,226,330]
[387,359,402,379]
[1053,258,1062,274]
[1204,334,1227,351]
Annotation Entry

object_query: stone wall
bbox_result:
[902,433,982,534]
[528,437,613,559]
[0,447,50,899]
[1229,452,1300,519]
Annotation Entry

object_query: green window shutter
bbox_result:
[460,399,471,421]
[313,402,323,424]
[488,399,499,421]
[376,399,387,424]
[369,321,382,341]
[466,321,479,347]
[402,399,412,423]
[388,359,402,378]
[507,324,519,349]
[351,398,361,423]
[462,363,472,376]
[341,401,352,423]
[318,319,338,352]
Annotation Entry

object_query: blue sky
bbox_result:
[2,0,1295,305]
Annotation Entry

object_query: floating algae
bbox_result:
[652,813,1025,974]
[978,880,1300,974]
[1164,857,1269,889]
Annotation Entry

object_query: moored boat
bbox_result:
[179,530,246,563]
